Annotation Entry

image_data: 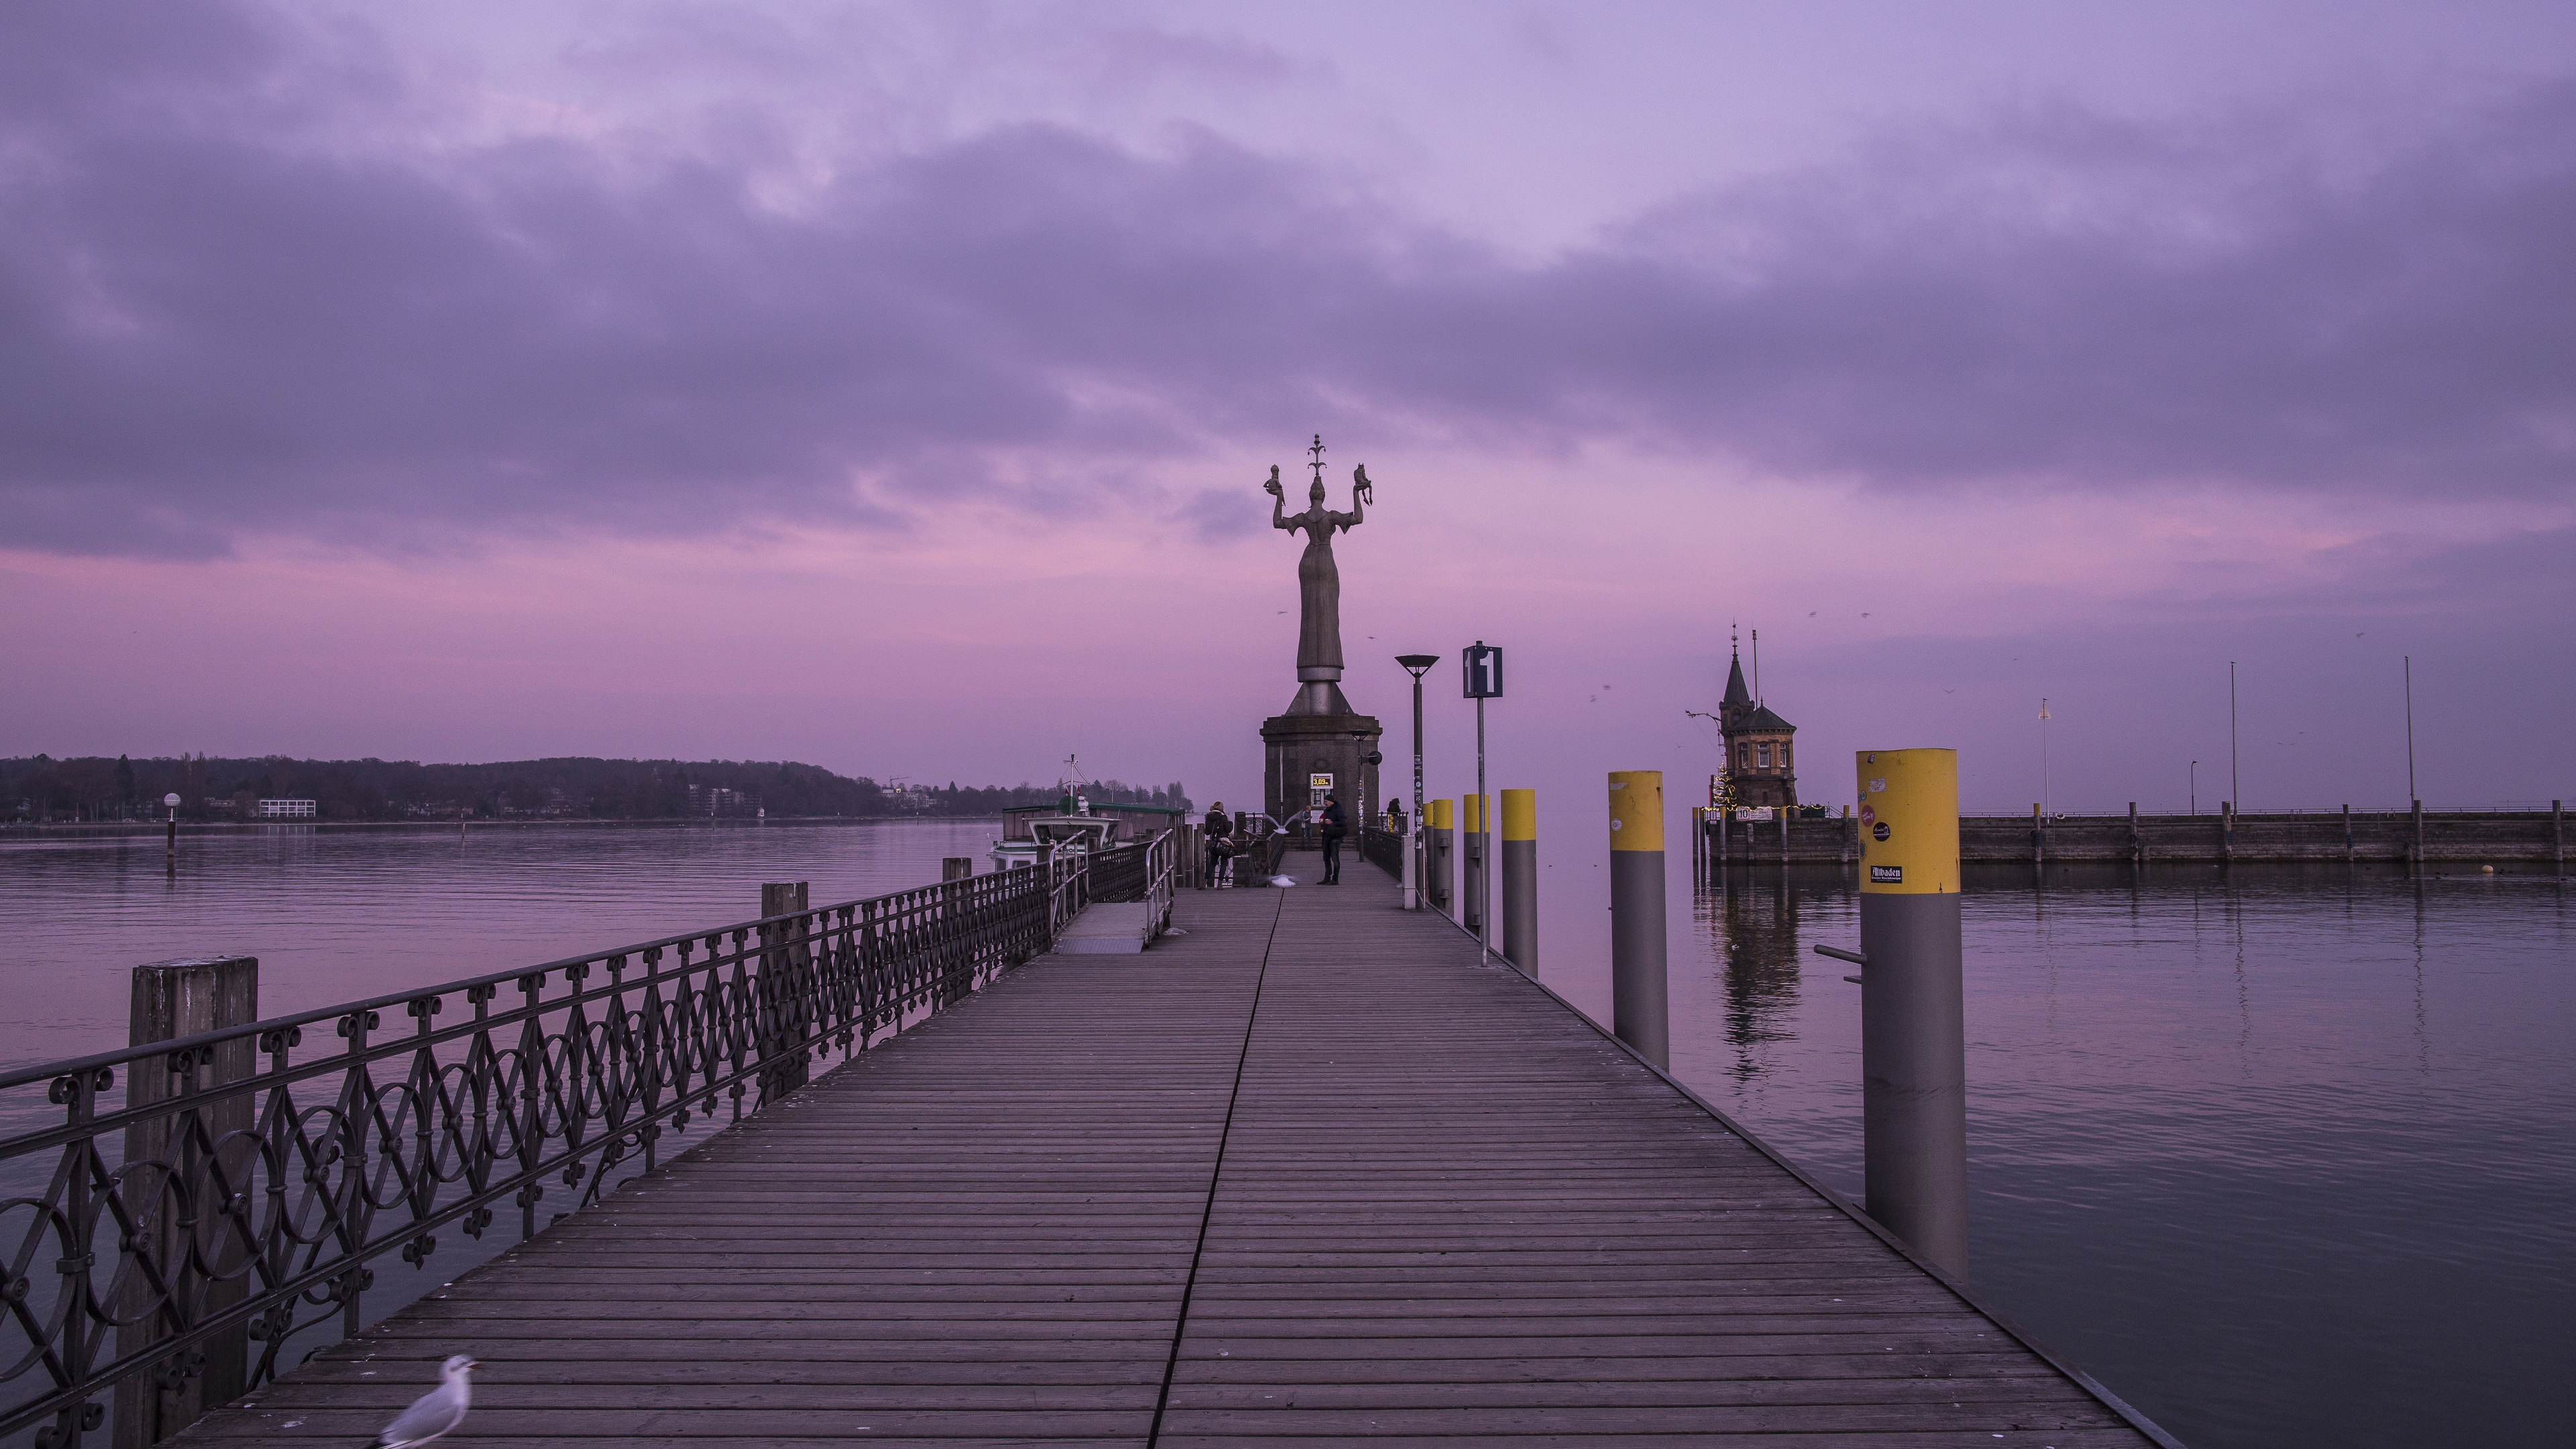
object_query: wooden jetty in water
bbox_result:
[6,839,2178,1447]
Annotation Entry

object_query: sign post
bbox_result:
[1462,643,1503,953]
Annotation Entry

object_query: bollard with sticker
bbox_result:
[1607,771,1668,1068]
[1845,748,1967,1279]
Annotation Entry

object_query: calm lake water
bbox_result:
[3,821,2570,1448]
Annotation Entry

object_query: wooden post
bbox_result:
[757,883,812,1097]
[2555,800,2564,876]
[116,955,259,1448]
[2412,799,2424,873]
[2128,801,2141,865]
[2343,804,2354,863]
[1779,808,1790,866]
[2031,803,2044,865]
[2222,801,2234,865]
[941,857,973,881]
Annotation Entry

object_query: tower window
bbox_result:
[1757,743,1772,769]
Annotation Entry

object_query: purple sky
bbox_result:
[5,1,2572,815]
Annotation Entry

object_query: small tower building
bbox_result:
[1719,639,1797,810]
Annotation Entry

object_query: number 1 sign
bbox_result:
[1463,642,1504,698]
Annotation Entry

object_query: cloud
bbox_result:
[3,5,2570,559]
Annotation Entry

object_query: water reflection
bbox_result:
[1700,871,1807,1085]
[1667,861,2575,1449]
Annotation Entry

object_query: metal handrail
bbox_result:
[1142,829,1177,934]
[1,857,1089,1447]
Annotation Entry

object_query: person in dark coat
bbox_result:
[1318,795,1347,883]
[1203,801,1234,885]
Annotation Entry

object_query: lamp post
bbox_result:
[163,792,181,869]
[2189,761,2198,816]
[1397,654,1440,910]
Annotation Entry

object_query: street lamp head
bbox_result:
[162,794,181,808]
[1396,653,1440,678]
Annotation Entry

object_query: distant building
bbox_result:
[685,784,759,817]
[257,798,319,818]
[1718,642,1797,810]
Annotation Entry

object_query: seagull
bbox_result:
[376,1355,478,1447]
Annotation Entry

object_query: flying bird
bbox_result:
[376,1355,478,1447]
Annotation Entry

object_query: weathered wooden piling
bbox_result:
[116,956,260,1449]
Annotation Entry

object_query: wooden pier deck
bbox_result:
[174,873,2169,1448]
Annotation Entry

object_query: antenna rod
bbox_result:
[2404,655,2416,803]
[1752,628,1762,705]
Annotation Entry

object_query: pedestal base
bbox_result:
[1261,712,1383,835]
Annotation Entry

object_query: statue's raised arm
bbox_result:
[1336,464,1371,527]
[1265,465,1293,531]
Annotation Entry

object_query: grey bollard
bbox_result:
[117,955,260,1448]
[1851,749,1968,1280]
[1473,794,1494,928]
[1429,798,1454,915]
[1607,772,1668,1068]
[1501,789,1537,977]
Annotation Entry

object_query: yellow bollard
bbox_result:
[1461,793,1488,938]
[1855,748,1966,1279]
[1608,771,1667,1067]
[1428,798,1454,914]
[1501,789,1536,977]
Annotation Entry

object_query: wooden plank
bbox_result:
[168,872,2167,1448]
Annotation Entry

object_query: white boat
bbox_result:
[988,757,1184,871]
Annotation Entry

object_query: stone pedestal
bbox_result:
[1262,712,1383,838]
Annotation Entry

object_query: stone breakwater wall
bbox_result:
[1701,808,2570,867]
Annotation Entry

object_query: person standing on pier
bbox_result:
[1320,794,1348,883]
[1203,801,1235,885]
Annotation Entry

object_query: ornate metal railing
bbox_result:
[1360,826,1405,878]
[0,855,1087,1448]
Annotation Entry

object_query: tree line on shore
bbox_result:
[1,755,1191,823]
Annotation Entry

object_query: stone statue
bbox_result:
[1265,435,1373,714]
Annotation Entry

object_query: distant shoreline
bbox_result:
[0,816,1007,838]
